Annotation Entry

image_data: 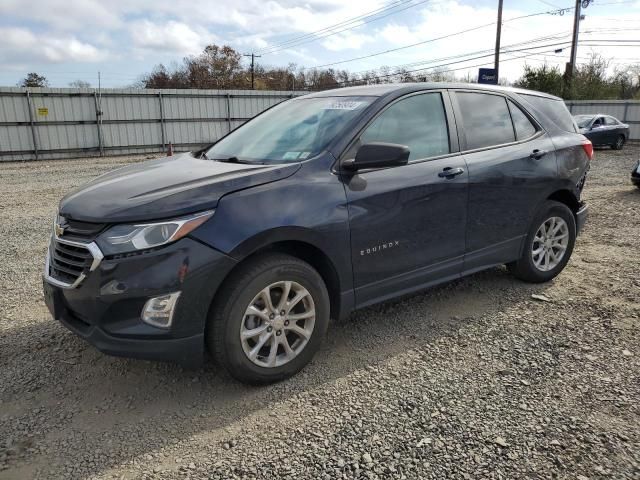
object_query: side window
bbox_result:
[359,93,450,161]
[604,116,618,126]
[456,92,515,150]
[519,94,577,133]
[593,117,604,127]
[508,100,537,140]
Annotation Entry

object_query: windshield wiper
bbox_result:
[215,156,264,165]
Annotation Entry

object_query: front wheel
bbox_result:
[507,201,576,283]
[207,253,330,384]
[612,135,625,150]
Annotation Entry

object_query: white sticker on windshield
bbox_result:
[299,152,311,159]
[324,101,364,110]
[282,151,300,160]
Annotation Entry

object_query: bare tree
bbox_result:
[68,80,91,88]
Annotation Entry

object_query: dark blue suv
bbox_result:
[43,83,591,384]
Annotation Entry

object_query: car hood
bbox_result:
[59,153,301,223]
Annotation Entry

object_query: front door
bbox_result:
[590,116,607,145]
[341,91,468,307]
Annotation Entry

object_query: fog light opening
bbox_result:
[141,292,181,329]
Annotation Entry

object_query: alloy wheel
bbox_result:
[240,281,316,368]
[531,216,569,272]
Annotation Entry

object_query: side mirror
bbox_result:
[343,142,410,171]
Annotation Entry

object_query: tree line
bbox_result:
[18,44,640,100]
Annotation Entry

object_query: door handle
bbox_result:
[438,167,465,178]
[530,149,547,160]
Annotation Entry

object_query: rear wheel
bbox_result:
[612,134,625,150]
[507,201,576,283]
[207,253,330,384]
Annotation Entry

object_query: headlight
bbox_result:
[97,210,214,255]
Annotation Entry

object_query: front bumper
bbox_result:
[43,237,236,367]
[576,202,588,235]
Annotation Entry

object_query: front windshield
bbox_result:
[574,115,594,128]
[206,96,374,164]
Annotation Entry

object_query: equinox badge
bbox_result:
[360,240,400,256]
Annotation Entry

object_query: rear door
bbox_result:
[342,91,468,307]
[450,90,558,272]
[603,116,621,144]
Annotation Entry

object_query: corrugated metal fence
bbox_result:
[1,88,639,162]
[566,100,640,140]
[0,87,305,161]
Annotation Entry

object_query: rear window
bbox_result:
[520,94,577,133]
[574,115,594,128]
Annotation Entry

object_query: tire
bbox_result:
[207,253,330,385]
[612,134,625,150]
[507,200,576,283]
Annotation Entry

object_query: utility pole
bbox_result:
[565,0,592,94]
[494,0,503,83]
[568,0,582,79]
[243,53,261,89]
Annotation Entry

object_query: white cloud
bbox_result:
[0,0,122,30]
[1,0,640,85]
[321,31,374,51]
[360,1,640,82]
[129,20,217,56]
[0,27,107,64]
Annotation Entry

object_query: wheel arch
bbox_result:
[547,189,580,214]
[209,232,346,324]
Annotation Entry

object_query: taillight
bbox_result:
[582,139,593,160]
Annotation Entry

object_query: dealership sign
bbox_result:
[478,68,497,85]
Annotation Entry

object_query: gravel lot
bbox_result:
[0,147,639,480]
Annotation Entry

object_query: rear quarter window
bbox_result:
[520,94,577,133]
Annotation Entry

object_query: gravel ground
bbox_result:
[0,148,639,480]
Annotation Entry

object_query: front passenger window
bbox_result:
[359,93,450,161]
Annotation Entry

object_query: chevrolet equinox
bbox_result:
[43,84,591,384]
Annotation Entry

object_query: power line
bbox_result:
[298,6,576,72]
[329,38,638,87]
[344,30,575,76]
[536,0,563,8]
[255,0,415,53]
[256,0,434,55]
[337,48,569,85]
[260,2,580,56]
[333,41,574,86]
[301,21,497,71]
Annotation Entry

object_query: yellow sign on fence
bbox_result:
[37,107,49,116]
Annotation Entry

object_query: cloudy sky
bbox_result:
[0,0,638,88]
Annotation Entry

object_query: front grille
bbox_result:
[48,239,93,285]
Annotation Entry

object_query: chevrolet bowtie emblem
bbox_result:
[55,222,66,237]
